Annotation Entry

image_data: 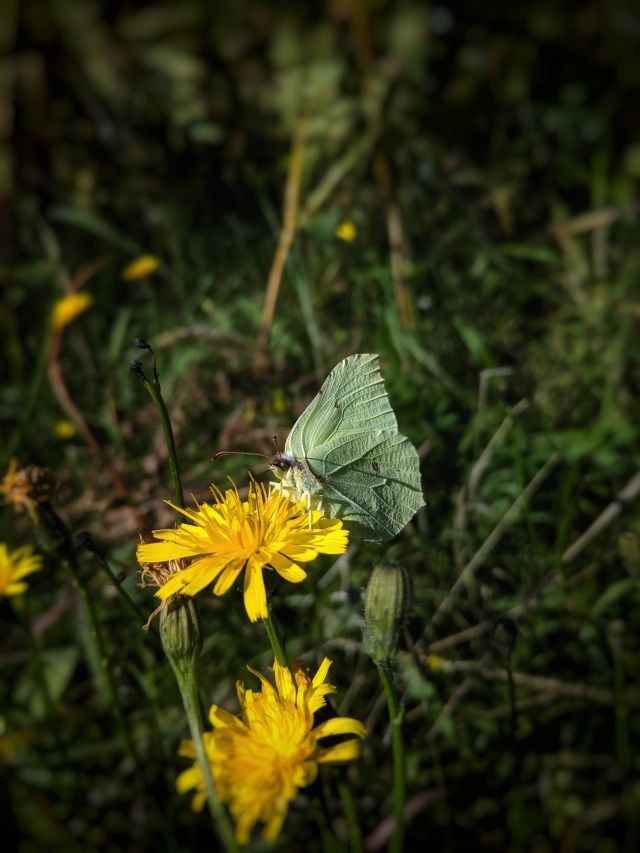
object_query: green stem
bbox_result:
[99,553,159,637]
[172,663,240,853]
[612,646,630,772]
[37,500,180,850]
[133,362,184,509]
[338,780,363,853]
[15,597,56,720]
[262,611,290,668]
[376,661,406,853]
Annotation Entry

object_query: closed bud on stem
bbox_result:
[492,618,517,663]
[160,594,203,681]
[363,562,412,664]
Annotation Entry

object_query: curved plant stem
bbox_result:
[133,359,184,509]
[171,660,240,853]
[376,661,406,853]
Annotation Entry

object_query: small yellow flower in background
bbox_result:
[0,544,43,598]
[335,220,357,242]
[50,291,93,330]
[426,654,445,673]
[0,458,55,523]
[54,419,76,439]
[121,254,160,281]
[137,478,348,622]
[177,657,366,844]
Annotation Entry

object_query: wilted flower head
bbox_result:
[0,459,55,523]
[177,657,366,844]
[136,478,348,622]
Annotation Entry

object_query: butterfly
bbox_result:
[270,353,424,542]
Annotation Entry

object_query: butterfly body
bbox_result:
[271,353,424,542]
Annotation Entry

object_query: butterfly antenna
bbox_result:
[213,450,268,461]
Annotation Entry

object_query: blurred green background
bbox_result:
[3,0,640,850]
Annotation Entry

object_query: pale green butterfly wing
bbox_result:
[314,430,424,542]
[285,353,398,462]
[281,353,424,542]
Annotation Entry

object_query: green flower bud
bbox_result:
[492,618,517,663]
[160,594,203,679]
[363,562,412,663]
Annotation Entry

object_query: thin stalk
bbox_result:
[172,662,240,853]
[62,552,181,850]
[4,324,54,465]
[376,661,406,853]
[506,664,517,739]
[99,552,158,636]
[338,780,363,853]
[130,354,183,509]
[15,597,56,720]
[63,554,113,703]
[611,641,630,772]
[262,610,290,669]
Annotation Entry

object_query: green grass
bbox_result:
[3,0,640,850]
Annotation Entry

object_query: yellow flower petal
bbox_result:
[0,544,43,598]
[335,220,357,242]
[51,292,93,330]
[54,419,76,439]
[121,254,160,280]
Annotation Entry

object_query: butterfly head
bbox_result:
[270,450,298,477]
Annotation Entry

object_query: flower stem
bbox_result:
[100,552,158,637]
[338,780,364,853]
[64,553,181,849]
[130,352,184,509]
[172,661,240,853]
[262,611,289,668]
[15,597,56,720]
[376,660,406,853]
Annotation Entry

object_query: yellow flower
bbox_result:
[177,658,366,844]
[137,479,348,622]
[0,458,55,523]
[426,654,445,673]
[0,544,43,598]
[121,254,160,280]
[50,292,93,330]
[54,419,76,439]
[335,220,357,242]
